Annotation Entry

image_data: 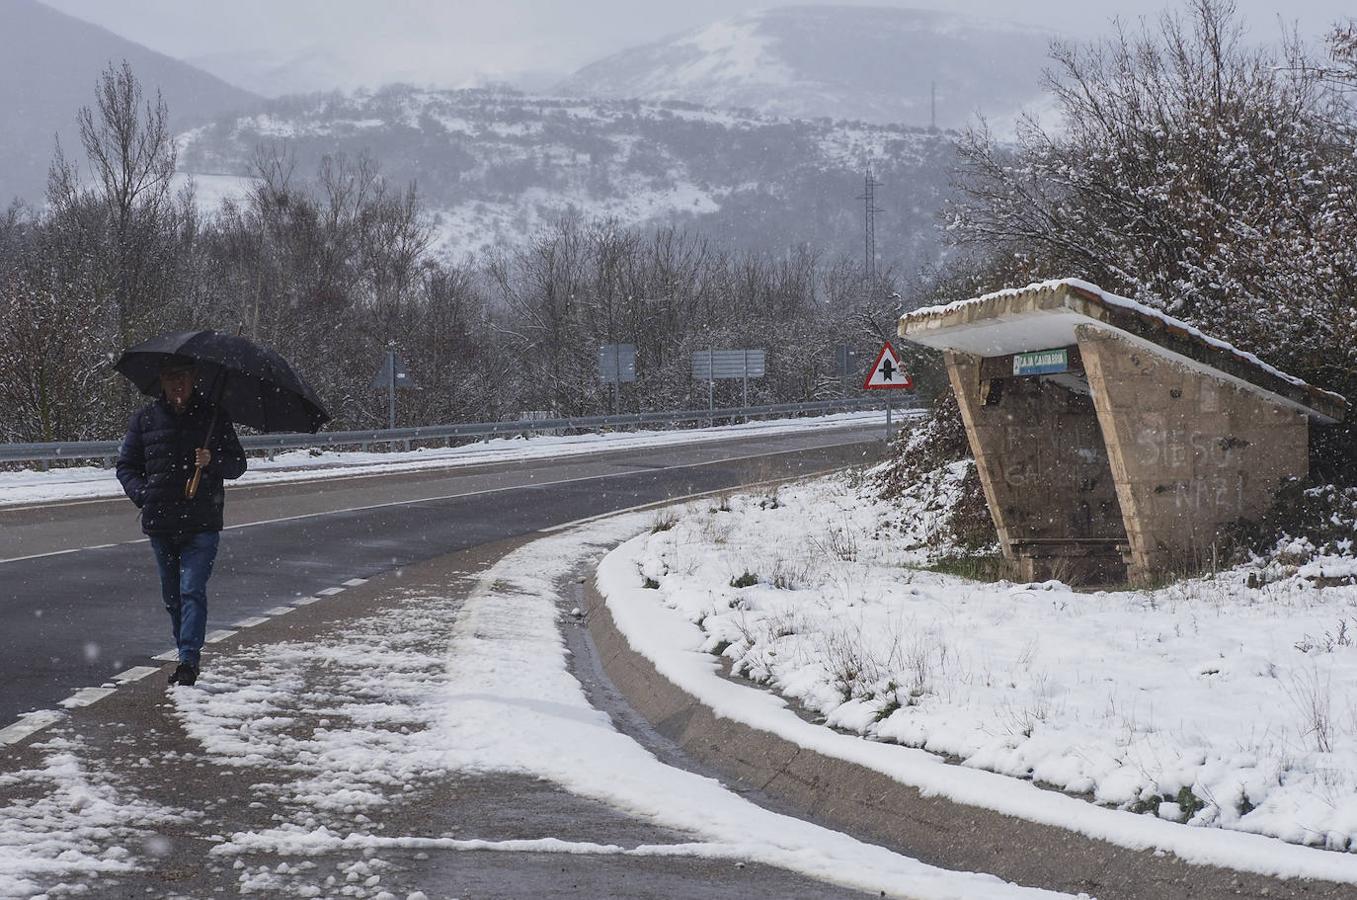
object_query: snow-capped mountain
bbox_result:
[178,85,958,269]
[557,5,1057,132]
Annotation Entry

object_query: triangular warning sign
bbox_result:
[863,342,914,390]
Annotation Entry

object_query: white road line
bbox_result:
[204,629,237,644]
[0,442,871,745]
[113,666,158,683]
[0,710,64,746]
[537,465,850,535]
[58,687,116,709]
[0,546,86,565]
[1,435,881,565]
[0,418,895,515]
[263,606,293,616]
[0,540,146,566]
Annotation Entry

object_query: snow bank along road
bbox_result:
[0,424,884,740]
[588,504,1357,900]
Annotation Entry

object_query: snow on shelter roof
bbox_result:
[898,278,1347,424]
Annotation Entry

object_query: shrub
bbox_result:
[729,571,759,589]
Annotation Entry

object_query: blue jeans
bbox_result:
[149,531,220,667]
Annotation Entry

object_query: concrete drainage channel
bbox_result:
[562,532,1354,900]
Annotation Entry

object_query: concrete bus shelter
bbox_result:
[898,279,1347,585]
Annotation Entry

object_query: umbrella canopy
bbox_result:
[115,330,329,434]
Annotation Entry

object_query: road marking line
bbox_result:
[263,606,293,617]
[0,540,147,565]
[0,418,899,515]
[1,430,888,565]
[0,546,86,565]
[114,666,158,683]
[538,464,852,535]
[58,687,116,709]
[0,710,64,745]
[0,439,875,741]
[209,440,879,538]
[205,629,237,644]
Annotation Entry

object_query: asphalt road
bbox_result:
[0,424,885,730]
[3,533,874,899]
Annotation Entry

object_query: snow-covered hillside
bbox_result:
[176,85,957,266]
[557,5,1057,132]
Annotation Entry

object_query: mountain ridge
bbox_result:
[0,0,259,203]
[557,5,1057,131]
[176,84,958,271]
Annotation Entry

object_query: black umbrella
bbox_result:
[115,330,330,497]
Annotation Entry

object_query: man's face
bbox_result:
[161,368,195,410]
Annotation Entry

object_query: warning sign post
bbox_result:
[862,342,914,440]
[863,342,914,390]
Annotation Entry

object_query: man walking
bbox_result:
[117,356,247,686]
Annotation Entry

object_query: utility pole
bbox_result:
[386,343,397,430]
[857,166,883,283]
[930,80,937,131]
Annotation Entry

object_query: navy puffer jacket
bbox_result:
[116,394,248,535]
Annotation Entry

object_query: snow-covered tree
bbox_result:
[948,0,1357,473]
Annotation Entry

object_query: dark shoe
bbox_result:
[169,662,198,686]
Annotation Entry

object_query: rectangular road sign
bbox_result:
[692,349,765,380]
[1013,348,1069,376]
[599,344,637,383]
[368,352,416,391]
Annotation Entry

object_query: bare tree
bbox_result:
[49,61,179,346]
[948,0,1357,473]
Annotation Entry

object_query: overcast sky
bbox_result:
[41,0,1356,93]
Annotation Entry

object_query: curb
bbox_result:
[583,576,1351,900]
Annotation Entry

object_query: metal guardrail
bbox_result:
[0,397,922,465]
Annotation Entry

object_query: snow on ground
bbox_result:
[428,174,727,259]
[170,172,259,214]
[0,410,889,509]
[418,514,1063,898]
[596,473,1357,880]
[0,737,190,897]
[170,511,1060,898]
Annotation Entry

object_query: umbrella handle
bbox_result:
[185,465,204,500]
[185,370,227,500]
